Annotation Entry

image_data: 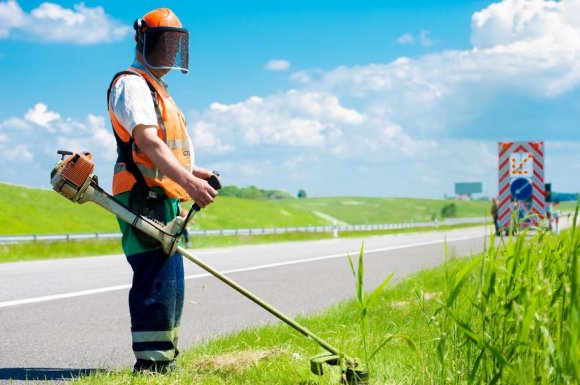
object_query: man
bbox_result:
[491,197,499,235]
[552,200,561,234]
[107,8,217,373]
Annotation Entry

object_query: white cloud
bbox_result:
[419,30,433,47]
[24,103,61,129]
[1,144,33,162]
[396,33,414,45]
[471,0,564,49]
[0,0,26,37]
[0,117,31,130]
[291,70,314,84]
[0,0,130,44]
[289,0,580,142]
[32,2,86,25]
[190,121,234,154]
[55,114,116,161]
[265,59,291,71]
[0,104,116,190]
[192,90,367,152]
[396,31,433,47]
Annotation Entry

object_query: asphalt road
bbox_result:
[0,226,491,383]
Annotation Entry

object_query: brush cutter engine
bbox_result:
[51,151,96,203]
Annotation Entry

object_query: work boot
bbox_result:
[133,359,177,374]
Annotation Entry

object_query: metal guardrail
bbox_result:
[0,217,489,245]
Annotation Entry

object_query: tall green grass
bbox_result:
[417,209,579,384]
[348,242,400,371]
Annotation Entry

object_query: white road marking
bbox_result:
[0,235,475,309]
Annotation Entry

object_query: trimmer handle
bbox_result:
[57,150,74,160]
[178,171,221,241]
[192,171,222,211]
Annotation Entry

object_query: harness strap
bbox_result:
[107,70,168,199]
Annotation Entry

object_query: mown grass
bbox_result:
[66,212,578,385]
[67,256,470,385]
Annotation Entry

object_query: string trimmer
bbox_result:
[50,151,368,384]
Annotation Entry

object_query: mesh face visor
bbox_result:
[142,27,189,74]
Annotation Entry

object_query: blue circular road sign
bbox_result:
[510,177,532,200]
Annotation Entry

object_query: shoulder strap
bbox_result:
[108,70,163,195]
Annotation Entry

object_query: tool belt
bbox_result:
[128,182,167,247]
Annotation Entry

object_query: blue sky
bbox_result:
[0,0,579,198]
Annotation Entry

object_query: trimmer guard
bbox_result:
[310,352,341,375]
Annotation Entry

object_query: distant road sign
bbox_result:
[510,177,532,200]
[455,182,482,196]
[498,141,545,230]
[510,152,533,176]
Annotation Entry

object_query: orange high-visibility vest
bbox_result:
[108,67,192,201]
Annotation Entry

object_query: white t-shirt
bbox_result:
[109,67,195,169]
[109,74,158,135]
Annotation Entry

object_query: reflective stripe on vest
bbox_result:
[109,67,192,200]
[114,162,163,180]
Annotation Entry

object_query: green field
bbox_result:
[271,196,491,225]
[0,183,496,235]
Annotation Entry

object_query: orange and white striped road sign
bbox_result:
[498,141,545,230]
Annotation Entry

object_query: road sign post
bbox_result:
[498,141,545,231]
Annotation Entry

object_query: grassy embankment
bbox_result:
[0,183,494,234]
[69,210,579,385]
[0,183,493,262]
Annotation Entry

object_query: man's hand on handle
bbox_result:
[185,176,217,209]
[133,125,219,208]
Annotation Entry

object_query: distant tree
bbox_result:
[297,189,307,199]
[441,203,458,218]
[239,185,264,200]
[266,190,294,200]
[219,185,293,200]
[220,185,242,197]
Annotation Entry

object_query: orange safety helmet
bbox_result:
[134,8,189,74]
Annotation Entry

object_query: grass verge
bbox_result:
[67,219,577,384]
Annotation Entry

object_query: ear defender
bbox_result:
[133,18,148,43]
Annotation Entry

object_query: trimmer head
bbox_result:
[310,352,340,375]
[342,367,369,385]
[310,353,368,384]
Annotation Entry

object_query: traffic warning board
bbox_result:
[498,141,545,230]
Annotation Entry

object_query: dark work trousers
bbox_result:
[126,248,184,365]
